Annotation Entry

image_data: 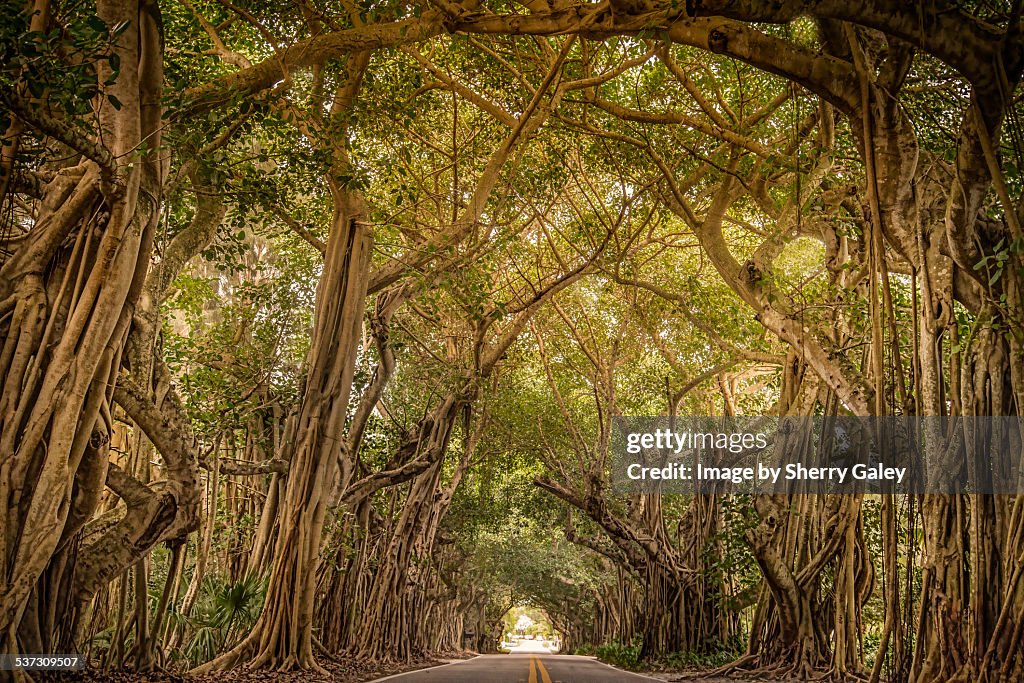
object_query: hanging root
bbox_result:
[703,652,759,677]
[700,648,867,681]
[189,632,256,674]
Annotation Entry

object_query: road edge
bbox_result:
[585,657,670,682]
[365,654,484,682]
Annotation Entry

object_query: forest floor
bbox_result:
[545,664,781,682]
[619,666,780,682]
[644,676,776,682]
[44,655,466,683]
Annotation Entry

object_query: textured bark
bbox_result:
[0,0,168,664]
[195,192,372,672]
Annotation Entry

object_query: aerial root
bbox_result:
[697,651,868,681]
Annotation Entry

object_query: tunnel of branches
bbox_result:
[3,1,1024,681]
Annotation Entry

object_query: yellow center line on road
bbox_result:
[535,656,553,683]
[528,655,537,683]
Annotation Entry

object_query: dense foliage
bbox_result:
[3,1,1024,682]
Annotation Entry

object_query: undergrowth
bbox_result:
[587,638,743,672]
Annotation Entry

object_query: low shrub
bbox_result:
[594,639,642,669]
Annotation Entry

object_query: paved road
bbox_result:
[372,654,660,682]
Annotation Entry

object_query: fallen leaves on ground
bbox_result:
[43,657,450,683]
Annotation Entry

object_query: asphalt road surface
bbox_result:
[372,654,661,682]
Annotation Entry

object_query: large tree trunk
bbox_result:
[0,0,173,667]
[197,189,372,671]
[349,397,462,662]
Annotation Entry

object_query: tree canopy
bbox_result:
[3,1,1024,682]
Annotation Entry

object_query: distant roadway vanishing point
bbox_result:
[370,653,661,682]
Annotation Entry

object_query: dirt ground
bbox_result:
[42,657,452,683]
[644,676,780,682]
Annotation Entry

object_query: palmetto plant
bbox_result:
[180,572,268,666]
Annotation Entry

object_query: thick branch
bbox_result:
[181,14,447,115]
[2,92,118,176]
[112,376,197,477]
[206,458,288,476]
[687,0,1013,94]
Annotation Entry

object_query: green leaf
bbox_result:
[86,15,107,34]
